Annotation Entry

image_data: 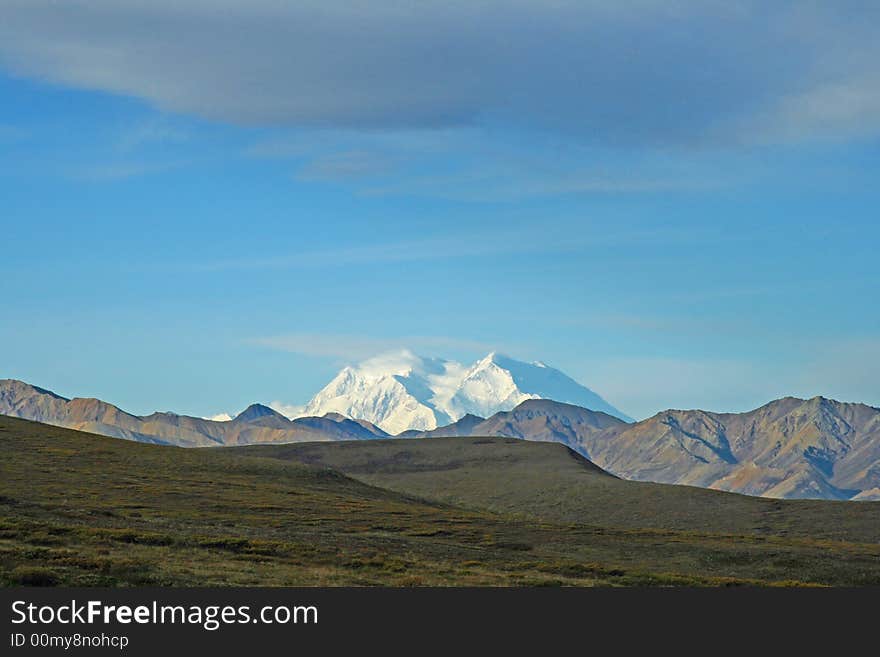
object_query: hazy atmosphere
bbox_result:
[1,1,878,421]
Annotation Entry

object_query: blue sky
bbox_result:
[1,1,878,420]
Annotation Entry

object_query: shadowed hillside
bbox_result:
[250,437,880,544]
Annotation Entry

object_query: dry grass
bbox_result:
[2,417,879,587]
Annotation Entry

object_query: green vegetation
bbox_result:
[2,416,879,587]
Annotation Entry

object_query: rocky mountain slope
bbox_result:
[0,379,385,447]
[580,397,880,500]
[412,396,880,500]
[297,350,631,433]
[406,399,626,451]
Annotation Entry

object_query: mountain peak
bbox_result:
[474,351,519,369]
[234,403,287,423]
[1,379,70,401]
[477,350,500,364]
[475,351,547,370]
[295,351,631,432]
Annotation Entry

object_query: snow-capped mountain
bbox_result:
[293,350,631,434]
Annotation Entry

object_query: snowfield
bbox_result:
[285,350,630,434]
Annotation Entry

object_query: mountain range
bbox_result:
[0,379,386,447]
[406,397,880,501]
[3,351,880,500]
[293,350,631,433]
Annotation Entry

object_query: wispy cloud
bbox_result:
[115,118,190,152]
[296,150,397,181]
[186,235,525,272]
[177,223,720,273]
[358,169,725,202]
[181,234,534,272]
[248,333,498,362]
[72,159,188,182]
[63,116,196,182]
[247,125,743,201]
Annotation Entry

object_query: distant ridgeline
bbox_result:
[2,377,879,502]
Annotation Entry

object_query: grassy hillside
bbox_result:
[262,437,880,543]
[2,416,880,586]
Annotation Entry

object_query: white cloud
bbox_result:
[205,412,233,422]
[1,1,879,146]
[268,402,305,420]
